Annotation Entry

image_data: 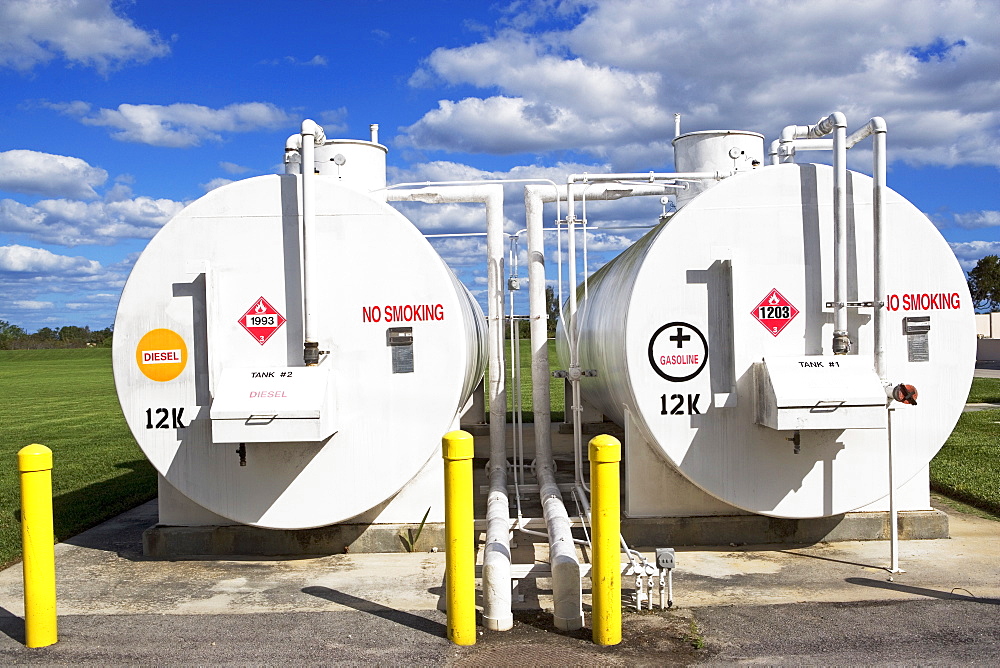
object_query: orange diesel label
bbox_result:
[136,329,188,382]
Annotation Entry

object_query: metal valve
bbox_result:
[892,384,918,406]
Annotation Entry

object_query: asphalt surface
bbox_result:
[0,496,997,665]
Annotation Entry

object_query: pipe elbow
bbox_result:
[831,111,847,128]
[300,119,326,144]
[871,116,887,133]
[285,134,301,151]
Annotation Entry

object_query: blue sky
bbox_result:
[1,0,998,332]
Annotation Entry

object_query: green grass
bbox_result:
[0,349,156,568]
[929,408,1000,518]
[967,377,1000,404]
[488,337,566,422]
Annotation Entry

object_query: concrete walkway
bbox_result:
[0,498,997,664]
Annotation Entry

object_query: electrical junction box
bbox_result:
[655,547,675,570]
[754,356,888,431]
[210,365,334,443]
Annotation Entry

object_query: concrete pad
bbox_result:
[0,498,996,623]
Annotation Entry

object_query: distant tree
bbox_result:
[91,326,114,347]
[968,255,1000,312]
[0,320,27,349]
[30,327,59,348]
[58,325,90,346]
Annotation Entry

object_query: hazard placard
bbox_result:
[752,289,799,337]
[240,297,286,345]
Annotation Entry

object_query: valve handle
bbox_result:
[892,384,918,406]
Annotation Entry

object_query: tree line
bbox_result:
[0,321,113,350]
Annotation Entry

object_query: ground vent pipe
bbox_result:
[386,184,512,631]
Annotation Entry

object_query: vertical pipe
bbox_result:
[589,434,621,646]
[369,123,379,144]
[524,185,583,631]
[300,119,321,365]
[831,114,850,354]
[482,185,513,632]
[872,119,888,379]
[18,444,57,648]
[526,186,552,474]
[442,431,476,646]
[887,411,902,573]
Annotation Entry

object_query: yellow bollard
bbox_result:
[18,444,57,648]
[589,434,621,646]
[442,430,476,645]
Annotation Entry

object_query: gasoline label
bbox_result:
[240,297,286,345]
[752,288,799,337]
[136,328,188,382]
[648,322,708,382]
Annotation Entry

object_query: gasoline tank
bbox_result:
[564,143,974,519]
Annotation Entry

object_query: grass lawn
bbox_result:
[0,349,156,568]
[930,408,1000,517]
[490,337,566,422]
[967,377,1000,403]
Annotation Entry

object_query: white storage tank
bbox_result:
[564,142,974,519]
[113,129,485,530]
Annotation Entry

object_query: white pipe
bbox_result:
[770,138,835,164]
[832,114,849,354]
[674,113,681,138]
[566,170,731,184]
[849,116,895,569]
[369,123,379,144]
[299,119,325,365]
[386,184,513,631]
[785,113,850,353]
[888,409,902,572]
[526,183,666,490]
[862,118,889,379]
[526,183,666,630]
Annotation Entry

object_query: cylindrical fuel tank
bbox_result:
[113,174,485,529]
[563,162,974,518]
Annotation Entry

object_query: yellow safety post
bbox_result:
[18,444,57,648]
[589,434,621,646]
[442,430,476,645]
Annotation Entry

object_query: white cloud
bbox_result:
[202,178,233,192]
[318,107,349,134]
[0,0,169,73]
[50,101,293,148]
[401,0,1000,169]
[949,240,1000,271]
[0,150,108,199]
[219,161,252,175]
[954,210,1000,228]
[0,195,185,246]
[12,300,53,309]
[0,244,101,275]
[259,55,328,66]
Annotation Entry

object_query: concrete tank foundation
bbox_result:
[142,424,948,558]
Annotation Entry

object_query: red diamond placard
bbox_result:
[239,297,286,345]
[751,288,799,337]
